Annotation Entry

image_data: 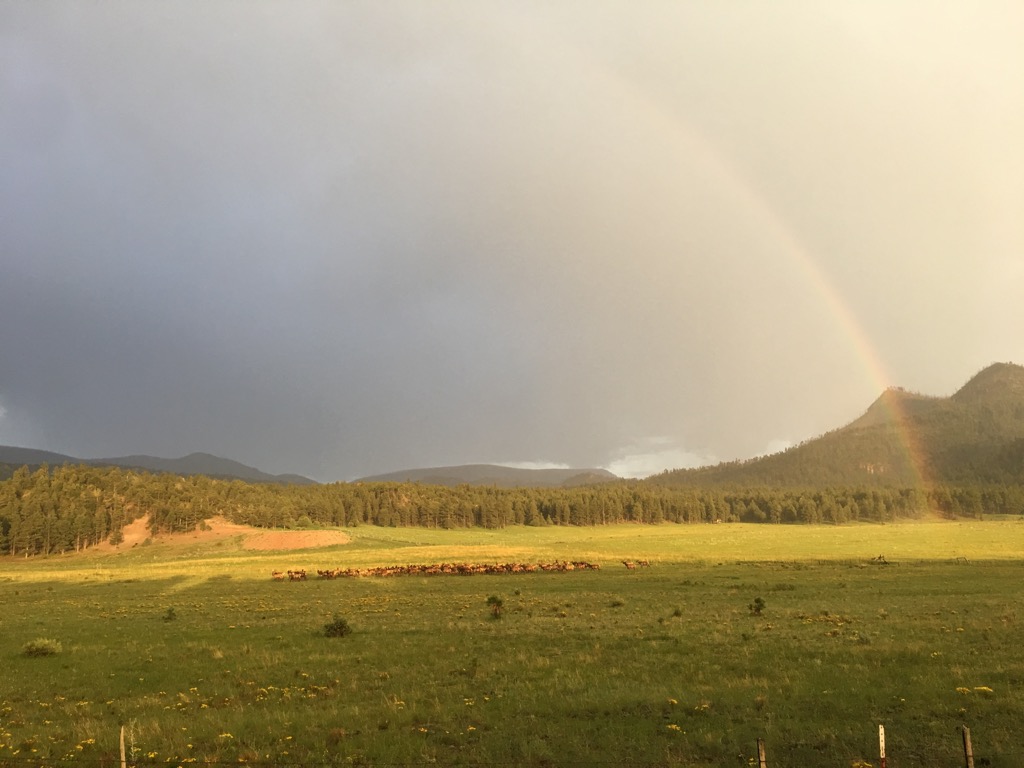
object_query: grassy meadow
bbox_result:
[3,520,1024,767]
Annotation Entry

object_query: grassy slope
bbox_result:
[3,521,1024,767]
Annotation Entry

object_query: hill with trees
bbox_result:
[2,363,1023,557]
[0,446,313,485]
[12,461,1006,557]
[649,362,1024,489]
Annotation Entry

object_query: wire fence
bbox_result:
[0,724,1014,768]
[0,753,1017,767]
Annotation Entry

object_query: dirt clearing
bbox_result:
[111,515,351,551]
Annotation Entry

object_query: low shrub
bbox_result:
[323,615,352,638]
[486,595,504,619]
[23,638,62,657]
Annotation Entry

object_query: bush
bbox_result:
[749,597,766,616]
[487,595,504,619]
[23,638,62,657]
[323,615,352,638]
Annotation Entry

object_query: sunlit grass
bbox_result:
[2,520,1024,765]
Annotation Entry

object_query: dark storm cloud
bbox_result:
[2,2,1022,479]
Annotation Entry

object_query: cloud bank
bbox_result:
[1,3,1022,480]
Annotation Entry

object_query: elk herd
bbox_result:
[270,559,652,581]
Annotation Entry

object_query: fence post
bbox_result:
[879,724,886,768]
[962,725,974,768]
[120,725,127,768]
[756,737,767,767]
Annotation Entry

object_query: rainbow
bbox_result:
[566,46,934,489]
[690,147,933,490]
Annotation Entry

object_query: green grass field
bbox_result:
[3,520,1024,767]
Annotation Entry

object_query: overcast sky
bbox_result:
[2,2,1022,480]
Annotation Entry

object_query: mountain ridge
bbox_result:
[650,362,1024,488]
[0,447,617,489]
[357,463,619,488]
[4,362,1021,490]
[0,446,315,485]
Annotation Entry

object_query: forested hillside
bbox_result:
[3,463,1024,557]
[4,363,1023,557]
[652,363,1024,488]
[0,446,313,485]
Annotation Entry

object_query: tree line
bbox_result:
[2,463,1023,557]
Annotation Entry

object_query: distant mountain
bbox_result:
[0,446,314,485]
[650,362,1024,488]
[0,446,79,467]
[358,464,619,488]
[89,452,315,485]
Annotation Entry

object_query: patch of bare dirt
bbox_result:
[116,515,154,547]
[109,515,351,551]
